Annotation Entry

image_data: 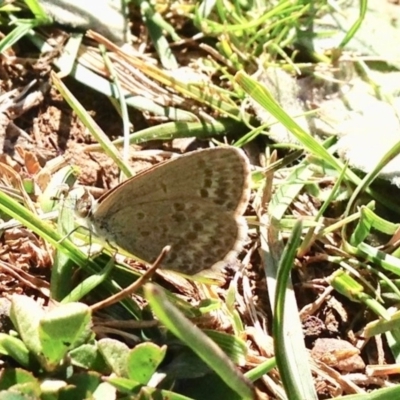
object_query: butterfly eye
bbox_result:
[75,191,94,218]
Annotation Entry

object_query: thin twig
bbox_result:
[90,246,171,312]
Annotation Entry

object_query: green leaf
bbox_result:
[59,372,102,400]
[103,376,142,394]
[92,381,117,400]
[105,376,194,400]
[126,343,166,385]
[0,368,41,398]
[0,334,30,368]
[0,368,38,390]
[98,339,130,378]
[38,303,92,371]
[70,344,109,372]
[10,296,43,358]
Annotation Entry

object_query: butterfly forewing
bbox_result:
[93,147,250,218]
[86,147,251,274]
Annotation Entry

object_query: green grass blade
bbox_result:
[273,221,317,400]
[144,283,256,400]
[51,72,132,178]
[338,0,367,48]
[0,21,36,53]
[23,0,51,22]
